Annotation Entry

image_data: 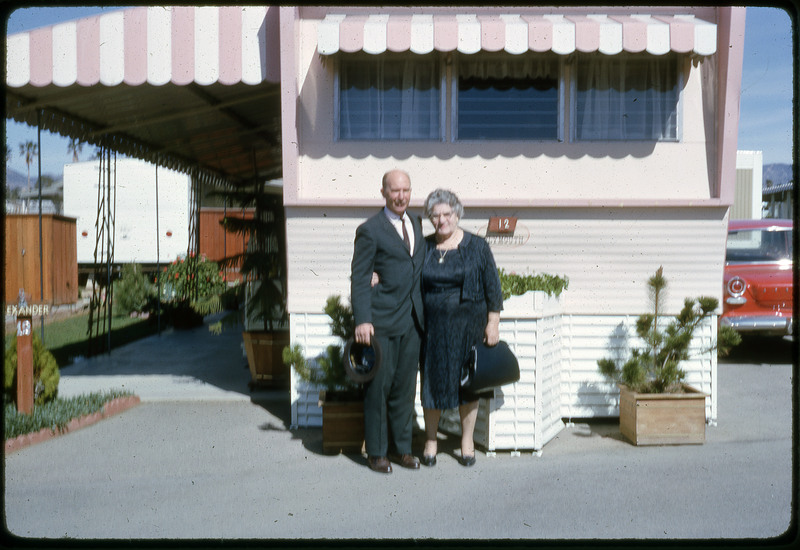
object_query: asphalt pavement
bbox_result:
[2,317,796,545]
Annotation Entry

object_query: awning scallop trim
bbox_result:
[317,13,718,57]
[6,6,281,88]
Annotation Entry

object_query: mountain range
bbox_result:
[5,167,61,190]
[763,163,793,187]
[5,167,29,189]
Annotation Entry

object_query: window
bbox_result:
[334,52,683,143]
[338,55,441,140]
[457,55,560,140]
[573,54,680,141]
[726,228,793,263]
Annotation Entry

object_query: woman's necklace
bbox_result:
[436,229,461,263]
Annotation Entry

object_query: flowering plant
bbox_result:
[158,254,228,305]
[498,268,569,300]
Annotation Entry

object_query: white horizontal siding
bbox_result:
[559,315,716,421]
[438,305,565,452]
[286,207,365,313]
[287,206,728,317]
[459,207,729,316]
[287,207,723,433]
[289,312,342,428]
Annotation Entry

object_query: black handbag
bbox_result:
[460,340,520,394]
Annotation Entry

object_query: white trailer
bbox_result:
[63,158,190,265]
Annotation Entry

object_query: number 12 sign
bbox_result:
[487,216,517,235]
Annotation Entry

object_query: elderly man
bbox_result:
[350,169,424,474]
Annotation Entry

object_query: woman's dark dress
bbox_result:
[421,246,489,409]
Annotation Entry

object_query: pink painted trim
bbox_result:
[171,6,195,85]
[717,7,746,204]
[612,15,647,53]
[284,196,733,209]
[279,6,299,204]
[263,6,281,84]
[76,16,101,86]
[521,15,552,53]
[433,15,458,51]
[123,7,148,86]
[339,14,367,53]
[478,15,505,52]
[4,396,141,454]
[28,27,53,87]
[569,16,599,53]
[218,6,242,85]
[387,15,412,53]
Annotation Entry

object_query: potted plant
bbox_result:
[597,267,741,445]
[283,295,365,454]
[212,172,290,389]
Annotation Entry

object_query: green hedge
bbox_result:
[4,331,60,405]
[4,389,134,440]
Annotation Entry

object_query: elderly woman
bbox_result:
[419,189,503,467]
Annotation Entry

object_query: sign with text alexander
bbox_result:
[6,304,50,317]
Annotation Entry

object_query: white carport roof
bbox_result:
[5,6,282,187]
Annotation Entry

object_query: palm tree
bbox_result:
[18,140,38,189]
[67,138,83,162]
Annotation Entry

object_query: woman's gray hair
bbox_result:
[424,188,464,219]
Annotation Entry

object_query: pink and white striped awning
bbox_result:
[317,13,718,57]
[6,5,281,88]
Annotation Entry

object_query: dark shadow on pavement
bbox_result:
[565,418,626,443]
[719,334,795,365]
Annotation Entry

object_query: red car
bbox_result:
[721,219,793,336]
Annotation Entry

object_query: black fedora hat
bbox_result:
[343,337,382,383]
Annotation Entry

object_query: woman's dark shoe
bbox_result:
[420,455,437,467]
[460,454,476,467]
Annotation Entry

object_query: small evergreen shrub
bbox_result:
[4,331,60,405]
[283,295,358,392]
[598,267,741,394]
[114,263,154,315]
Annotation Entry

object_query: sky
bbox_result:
[3,5,796,179]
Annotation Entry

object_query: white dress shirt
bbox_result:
[383,207,414,254]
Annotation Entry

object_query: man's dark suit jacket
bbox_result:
[351,210,424,336]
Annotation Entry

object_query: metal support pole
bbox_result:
[36,111,44,342]
[155,160,161,334]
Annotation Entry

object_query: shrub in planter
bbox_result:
[498,268,569,300]
[4,332,60,406]
[114,263,154,316]
[598,266,741,394]
[283,295,359,393]
[283,296,363,454]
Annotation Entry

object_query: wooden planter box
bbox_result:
[618,383,709,446]
[243,330,290,389]
[319,390,364,455]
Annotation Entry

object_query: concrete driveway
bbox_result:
[3,321,795,542]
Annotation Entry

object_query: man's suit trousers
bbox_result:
[363,322,421,457]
